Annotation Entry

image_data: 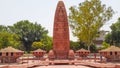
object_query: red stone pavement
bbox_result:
[0,60,120,68]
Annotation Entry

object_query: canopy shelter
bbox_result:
[99,46,120,62]
[32,49,46,60]
[0,46,24,63]
[76,48,90,57]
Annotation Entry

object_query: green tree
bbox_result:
[70,41,79,51]
[105,33,112,44]
[102,42,110,49]
[32,41,44,50]
[69,0,114,50]
[41,35,52,52]
[105,18,120,46]
[32,35,52,52]
[0,25,7,32]
[90,44,97,53]
[0,32,21,49]
[8,20,48,52]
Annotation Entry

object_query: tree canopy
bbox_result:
[0,20,52,52]
[32,35,52,52]
[70,41,80,51]
[0,32,21,49]
[8,20,48,52]
[0,25,7,32]
[69,0,114,50]
[105,18,120,46]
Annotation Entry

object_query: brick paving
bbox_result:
[0,60,120,68]
[34,65,91,68]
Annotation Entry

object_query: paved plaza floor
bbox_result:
[0,59,119,68]
[34,65,91,68]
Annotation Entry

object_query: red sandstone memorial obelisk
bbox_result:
[48,1,74,59]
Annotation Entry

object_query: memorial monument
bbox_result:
[48,1,74,59]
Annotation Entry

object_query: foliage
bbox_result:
[69,0,114,50]
[0,25,7,32]
[90,44,97,53]
[78,42,88,49]
[31,31,52,52]
[105,18,120,46]
[32,41,44,50]
[41,35,52,52]
[0,32,21,49]
[102,42,110,49]
[32,35,52,52]
[70,41,80,51]
[70,41,88,51]
[79,42,97,53]
[8,20,48,52]
[70,41,97,52]
[97,42,110,50]
[104,33,112,44]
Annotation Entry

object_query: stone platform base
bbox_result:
[49,60,74,65]
[48,50,75,60]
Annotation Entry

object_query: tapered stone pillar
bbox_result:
[48,1,74,59]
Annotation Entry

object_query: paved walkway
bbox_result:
[0,60,119,68]
[34,65,91,68]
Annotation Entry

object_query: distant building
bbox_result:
[94,30,109,47]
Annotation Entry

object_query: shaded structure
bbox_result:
[0,46,24,63]
[48,50,55,59]
[48,1,74,59]
[68,50,75,60]
[99,46,120,62]
[76,48,90,58]
[32,49,46,59]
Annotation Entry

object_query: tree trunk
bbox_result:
[88,45,90,51]
[24,41,32,53]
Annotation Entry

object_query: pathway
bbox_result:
[34,65,91,68]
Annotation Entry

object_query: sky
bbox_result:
[0,0,120,41]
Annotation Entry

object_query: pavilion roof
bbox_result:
[76,48,90,52]
[0,46,24,53]
[100,46,120,52]
[32,49,46,52]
